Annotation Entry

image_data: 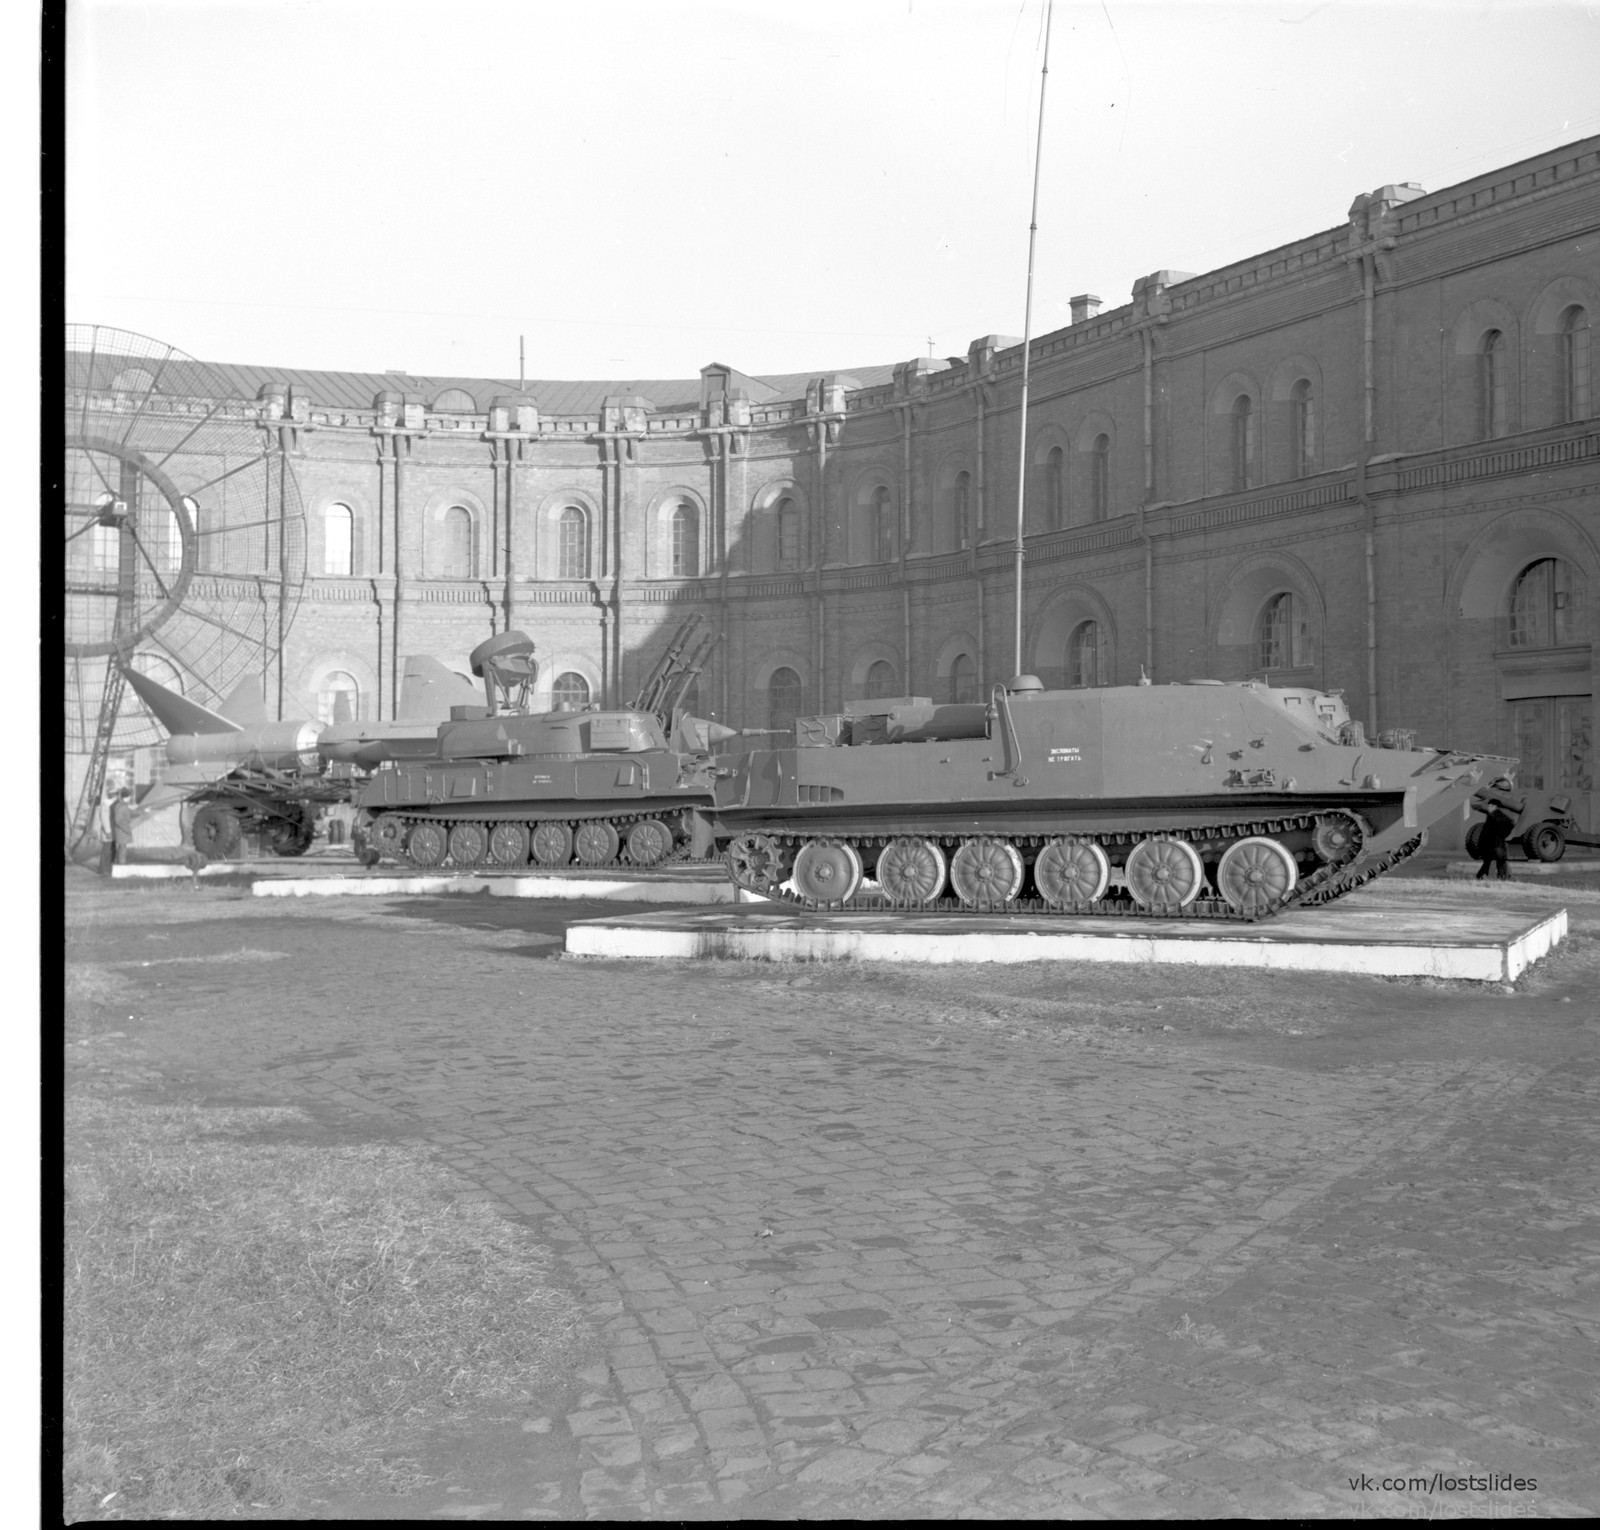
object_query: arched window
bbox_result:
[1231,396,1254,492]
[1090,435,1110,519]
[948,652,975,704]
[776,497,800,570]
[865,659,897,699]
[317,670,360,725]
[430,388,477,414]
[182,496,201,572]
[1562,306,1591,423]
[552,672,590,708]
[954,472,972,549]
[1046,447,1065,529]
[1509,557,1584,649]
[670,502,698,577]
[768,669,803,735]
[437,505,476,579]
[323,503,352,577]
[557,506,588,579]
[1068,621,1102,688]
[1258,591,1308,671]
[872,486,895,562]
[1480,329,1507,439]
[1289,379,1315,479]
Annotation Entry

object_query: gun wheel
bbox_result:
[1124,836,1204,911]
[875,837,947,904]
[531,821,573,866]
[1034,837,1110,906]
[1215,836,1298,915]
[791,838,863,905]
[950,837,1024,908]
[406,821,447,869]
[488,822,530,866]
[191,804,241,859]
[448,822,488,867]
[626,819,673,867]
[574,819,620,867]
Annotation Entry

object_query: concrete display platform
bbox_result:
[1446,856,1600,877]
[566,900,1568,983]
[253,871,757,904]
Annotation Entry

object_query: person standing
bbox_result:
[1471,775,1520,882]
[109,788,136,868]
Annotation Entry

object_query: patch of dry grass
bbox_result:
[63,1096,594,1521]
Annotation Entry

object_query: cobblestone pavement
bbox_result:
[65,877,1600,1519]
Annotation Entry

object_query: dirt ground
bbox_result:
[62,869,1600,1519]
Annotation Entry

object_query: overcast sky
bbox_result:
[66,0,1600,384]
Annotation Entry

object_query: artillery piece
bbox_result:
[353,616,772,871]
[712,676,1513,921]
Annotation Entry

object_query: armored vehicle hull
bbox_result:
[711,679,1513,920]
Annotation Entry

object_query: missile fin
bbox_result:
[124,666,242,737]
[399,656,483,721]
[218,676,270,726]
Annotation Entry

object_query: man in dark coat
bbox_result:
[108,788,136,867]
[1471,775,1520,881]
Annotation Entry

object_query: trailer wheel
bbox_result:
[1465,823,1483,860]
[192,804,242,859]
[1523,824,1566,862]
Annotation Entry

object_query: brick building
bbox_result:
[73,136,1600,839]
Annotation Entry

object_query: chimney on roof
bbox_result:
[1069,294,1102,325]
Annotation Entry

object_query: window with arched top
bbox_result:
[552,672,590,708]
[557,506,588,579]
[1258,591,1308,671]
[1046,447,1065,529]
[865,659,898,699]
[1289,379,1315,479]
[871,486,895,562]
[430,388,477,413]
[670,502,698,577]
[1562,306,1591,423]
[948,652,975,704]
[767,668,803,736]
[954,472,972,549]
[776,497,800,570]
[1509,557,1585,649]
[181,496,201,571]
[1068,621,1102,688]
[1231,397,1254,492]
[323,503,353,577]
[436,505,476,578]
[1090,435,1110,519]
[317,670,360,725]
[1480,329,1507,439]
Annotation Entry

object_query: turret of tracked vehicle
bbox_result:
[710,676,1514,920]
[352,617,773,870]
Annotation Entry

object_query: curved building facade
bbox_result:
[74,136,1600,837]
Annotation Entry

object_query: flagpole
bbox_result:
[1012,0,1054,677]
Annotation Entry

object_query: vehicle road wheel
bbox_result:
[266,814,314,857]
[1524,824,1565,862]
[949,837,1025,908]
[1034,837,1109,907]
[1215,835,1298,916]
[191,804,242,859]
[447,822,488,867]
[791,838,863,905]
[1124,835,1204,912]
[626,819,673,867]
[369,814,407,859]
[1464,823,1484,860]
[530,821,573,867]
[574,819,620,867]
[406,821,447,868]
[875,837,947,904]
[726,833,786,894]
[488,822,530,866]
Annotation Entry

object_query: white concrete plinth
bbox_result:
[253,872,755,904]
[112,862,229,880]
[566,901,1568,984]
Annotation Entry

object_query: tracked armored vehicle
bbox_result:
[353,617,766,871]
[713,676,1512,920]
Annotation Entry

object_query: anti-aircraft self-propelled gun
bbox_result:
[712,676,1513,921]
[353,617,769,870]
